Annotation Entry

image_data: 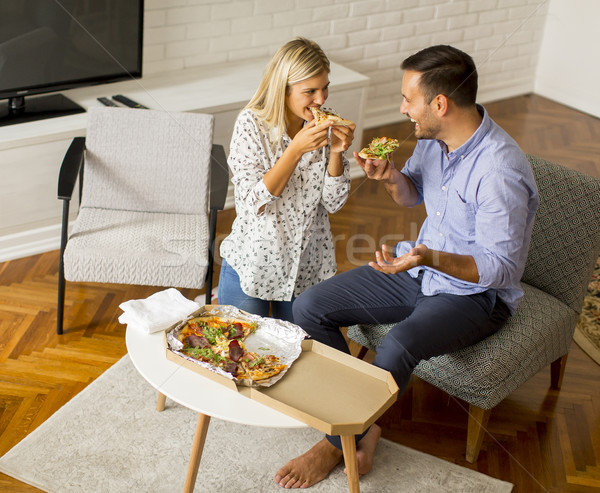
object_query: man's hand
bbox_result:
[369,243,480,284]
[353,151,419,207]
[353,151,396,182]
[369,244,429,274]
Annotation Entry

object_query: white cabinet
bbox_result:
[0,59,369,261]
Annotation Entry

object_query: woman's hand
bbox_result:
[325,123,355,177]
[264,120,330,197]
[330,123,356,153]
[288,120,331,156]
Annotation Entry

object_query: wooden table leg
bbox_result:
[340,434,360,493]
[156,392,166,412]
[183,413,211,493]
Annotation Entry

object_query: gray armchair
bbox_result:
[347,155,600,462]
[57,107,228,334]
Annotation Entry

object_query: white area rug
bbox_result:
[0,356,513,493]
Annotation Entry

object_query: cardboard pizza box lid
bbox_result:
[250,339,398,435]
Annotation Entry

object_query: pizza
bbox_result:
[176,316,288,382]
[310,106,354,127]
[358,136,399,160]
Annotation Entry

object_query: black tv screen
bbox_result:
[0,0,143,126]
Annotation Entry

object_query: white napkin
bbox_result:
[118,288,201,334]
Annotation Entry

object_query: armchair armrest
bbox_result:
[209,144,229,210]
[57,137,86,200]
[56,136,85,335]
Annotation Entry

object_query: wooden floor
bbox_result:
[1,94,600,492]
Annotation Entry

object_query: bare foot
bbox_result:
[274,437,343,489]
[346,423,382,476]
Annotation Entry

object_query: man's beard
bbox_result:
[412,113,441,140]
[415,125,440,140]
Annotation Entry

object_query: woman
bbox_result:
[218,37,355,322]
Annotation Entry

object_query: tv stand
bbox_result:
[0,94,85,127]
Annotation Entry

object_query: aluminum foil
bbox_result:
[165,305,307,387]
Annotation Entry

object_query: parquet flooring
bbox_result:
[1,94,599,492]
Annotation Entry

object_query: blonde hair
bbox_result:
[245,37,330,140]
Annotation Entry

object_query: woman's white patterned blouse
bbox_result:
[219,108,351,301]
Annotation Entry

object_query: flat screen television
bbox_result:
[0,0,143,126]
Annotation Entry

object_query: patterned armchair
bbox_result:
[347,155,600,462]
[57,107,228,334]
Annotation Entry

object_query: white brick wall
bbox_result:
[143,0,550,127]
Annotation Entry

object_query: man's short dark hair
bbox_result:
[401,45,478,107]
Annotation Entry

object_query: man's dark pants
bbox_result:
[292,265,511,450]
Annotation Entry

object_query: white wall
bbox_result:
[535,0,600,118]
[144,0,550,127]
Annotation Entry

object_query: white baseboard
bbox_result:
[534,83,600,120]
[0,224,63,262]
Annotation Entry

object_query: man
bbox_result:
[274,45,539,489]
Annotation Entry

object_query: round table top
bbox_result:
[126,326,307,428]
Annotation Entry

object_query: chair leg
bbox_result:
[57,200,70,335]
[205,207,218,305]
[204,263,214,305]
[550,353,568,390]
[57,265,66,335]
[356,346,369,360]
[465,404,491,463]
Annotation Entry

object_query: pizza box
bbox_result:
[164,307,399,435]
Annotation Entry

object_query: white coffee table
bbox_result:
[126,326,365,493]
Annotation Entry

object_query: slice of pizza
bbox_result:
[237,351,287,381]
[310,106,354,127]
[358,136,399,160]
[180,316,257,343]
[181,345,240,377]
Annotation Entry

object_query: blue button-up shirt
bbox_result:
[395,105,539,314]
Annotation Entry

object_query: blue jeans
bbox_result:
[292,265,511,450]
[218,259,295,323]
